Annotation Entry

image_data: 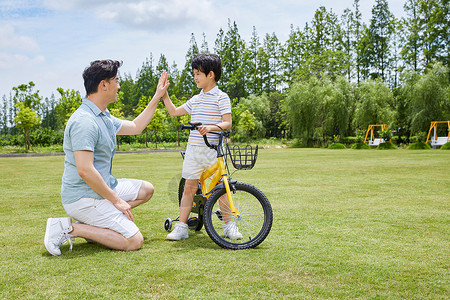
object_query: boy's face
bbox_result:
[193,68,214,90]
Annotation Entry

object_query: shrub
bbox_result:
[377,142,398,150]
[407,142,431,150]
[341,136,358,145]
[440,142,450,150]
[328,143,346,149]
[351,142,371,149]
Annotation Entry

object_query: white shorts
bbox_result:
[63,178,143,239]
[182,144,217,180]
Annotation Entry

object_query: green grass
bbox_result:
[1,149,449,299]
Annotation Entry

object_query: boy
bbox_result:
[163,53,242,240]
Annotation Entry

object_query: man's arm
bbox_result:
[74,150,134,221]
[117,71,170,136]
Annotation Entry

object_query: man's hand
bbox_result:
[114,199,134,222]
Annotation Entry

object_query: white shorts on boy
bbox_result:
[182,144,217,180]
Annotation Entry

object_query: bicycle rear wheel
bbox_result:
[203,182,272,250]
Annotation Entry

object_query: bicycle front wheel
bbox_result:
[203,182,273,250]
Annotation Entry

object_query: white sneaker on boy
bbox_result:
[223,222,243,240]
[166,222,189,240]
[44,217,73,256]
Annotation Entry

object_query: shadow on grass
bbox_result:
[41,240,115,259]
[158,230,271,251]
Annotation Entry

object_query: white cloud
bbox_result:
[43,0,215,30]
[0,52,45,70]
[0,24,40,52]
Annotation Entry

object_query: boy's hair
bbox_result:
[83,60,122,95]
[191,53,222,82]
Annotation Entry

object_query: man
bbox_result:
[44,60,170,255]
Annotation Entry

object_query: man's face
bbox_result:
[104,75,120,102]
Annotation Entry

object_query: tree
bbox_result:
[12,82,42,149]
[341,8,355,81]
[401,0,422,71]
[200,32,209,53]
[261,33,282,93]
[118,73,138,116]
[236,110,256,142]
[175,33,199,97]
[353,0,363,83]
[148,105,167,149]
[135,54,157,100]
[367,0,396,80]
[353,79,395,130]
[282,25,306,87]
[239,94,271,138]
[40,94,58,130]
[55,88,82,127]
[246,26,263,95]
[284,76,324,146]
[324,77,354,138]
[407,62,450,134]
[418,0,449,68]
[14,102,40,150]
[304,7,348,80]
[12,82,41,110]
[215,20,247,100]
[0,95,8,134]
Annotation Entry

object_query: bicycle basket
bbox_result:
[226,144,258,170]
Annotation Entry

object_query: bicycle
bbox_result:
[164,122,273,250]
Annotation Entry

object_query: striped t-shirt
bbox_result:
[182,86,231,146]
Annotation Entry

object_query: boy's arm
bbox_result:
[118,71,170,135]
[198,113,232,135]
[162,92,188,117]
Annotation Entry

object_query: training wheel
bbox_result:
[164,218,173,232]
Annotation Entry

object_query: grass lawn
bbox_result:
[0,148,448,299]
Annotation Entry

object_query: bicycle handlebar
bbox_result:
[180,122,228,151]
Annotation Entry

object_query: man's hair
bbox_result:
[191,53,222,82]
[83,60,123,95]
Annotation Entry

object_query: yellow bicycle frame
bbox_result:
[199,156,240,218]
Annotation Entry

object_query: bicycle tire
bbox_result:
[203,182,272,250]
[178,178,204,231]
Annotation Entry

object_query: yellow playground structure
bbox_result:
[364,124,390,146]
[426,121,450,148]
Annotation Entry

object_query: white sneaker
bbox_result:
[44,217,73,256]
[223,222,243,240]
[166,222,189,240]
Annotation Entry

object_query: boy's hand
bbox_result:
[198,125,213,135]
[155,71,170,98]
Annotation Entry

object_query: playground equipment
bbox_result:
[426,121,450,148]
[364,124,390,146]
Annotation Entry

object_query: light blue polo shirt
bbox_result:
[61,99,123,204]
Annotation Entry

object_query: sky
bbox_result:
[0,0,406,100]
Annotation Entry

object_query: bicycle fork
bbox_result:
[200,157,240,219]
